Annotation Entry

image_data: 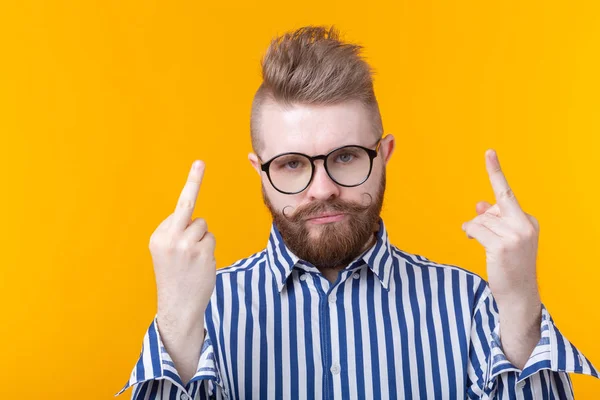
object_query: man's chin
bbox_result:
[305,218,352,241]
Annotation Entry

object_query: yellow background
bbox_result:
[1,0,599,398]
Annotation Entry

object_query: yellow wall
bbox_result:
[1,0,599,398]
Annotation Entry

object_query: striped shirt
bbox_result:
[118,219,598,399]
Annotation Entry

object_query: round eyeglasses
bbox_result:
[259,140,381,195]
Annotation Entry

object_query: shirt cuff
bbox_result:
[115,316,221,396]
[486,304,599,385]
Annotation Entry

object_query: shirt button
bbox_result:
[330,363,341,375]
[299,274,307,281]
[353,273,360,279]
[180,394,189,400]
[328,295,336,303]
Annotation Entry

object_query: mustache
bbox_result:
[283,194,373,222]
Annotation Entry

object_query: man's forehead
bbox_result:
[258,100,376,159]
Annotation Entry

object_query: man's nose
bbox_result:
[305,160,340,201]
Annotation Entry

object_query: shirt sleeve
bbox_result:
[115,316,224,400]
[467,286,599,399]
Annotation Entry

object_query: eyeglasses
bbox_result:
[259,140,381,195]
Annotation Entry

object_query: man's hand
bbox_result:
[149,160,217,384]
[462,149,542,369]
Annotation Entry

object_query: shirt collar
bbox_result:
[266,218,395,292]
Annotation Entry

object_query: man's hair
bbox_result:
[250,25,384,154]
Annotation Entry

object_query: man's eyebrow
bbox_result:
[321,140,379,154]
[264,141,375,160]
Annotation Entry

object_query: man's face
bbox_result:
[249,100,395,268]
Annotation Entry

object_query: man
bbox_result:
[117,26,597,399]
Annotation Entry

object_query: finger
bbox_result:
[171,161,206,232]
[466,213,514,238]
[181,217,209,244]
[150,214,173,249]
[463,220,499,246]
[477,203,501,218]
[195,231,216,255]
[476,201,493,215]
[485,149,521,215]
[155,214,174,233]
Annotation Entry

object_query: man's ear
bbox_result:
[380,134,396,165]
[248,153,262,176]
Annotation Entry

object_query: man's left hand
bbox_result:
[461,149,542,369]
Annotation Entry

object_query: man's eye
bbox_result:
[287,161,300,169]
[337,153,354,163]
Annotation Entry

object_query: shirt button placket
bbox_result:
[327,287,342,400]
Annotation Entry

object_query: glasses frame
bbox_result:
[259,139,382,195]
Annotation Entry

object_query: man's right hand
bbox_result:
[149,160,216,384]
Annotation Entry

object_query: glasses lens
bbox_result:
[268,154,312,193]
[326,146,371,186]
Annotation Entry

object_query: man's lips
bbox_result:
[306,212,347,224]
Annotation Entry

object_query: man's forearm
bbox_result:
[497,298,542,370]
[157,314,205,386]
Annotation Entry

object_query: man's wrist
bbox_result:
[495,296,542,369]
[495,291,542,329]
[157,309,206,339]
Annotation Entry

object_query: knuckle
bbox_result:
[149,234,178,254]
[149,232,165,250]
[530,217,539,229]
[498,188,515,201]
[149,234,158,249]
[196,217,208,231]
[178,199,194,210]
[176,240,192,253]
[464,221,475,232]
[205,231,216,244]
[523,226,537,239]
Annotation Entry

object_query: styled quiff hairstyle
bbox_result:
[250,25,384,154]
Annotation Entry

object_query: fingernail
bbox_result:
[193,161,201,170]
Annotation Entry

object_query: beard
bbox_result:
[262,172,386,269]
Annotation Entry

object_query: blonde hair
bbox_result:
[250,25,383,153]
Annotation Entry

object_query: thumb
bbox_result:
[476,201,493,215]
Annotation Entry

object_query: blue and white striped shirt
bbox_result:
[118,219,598,399]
